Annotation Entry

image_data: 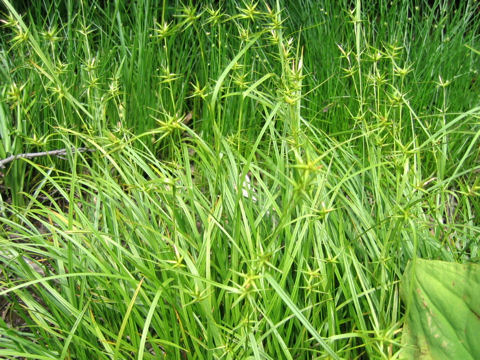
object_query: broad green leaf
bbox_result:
[400,259,480,359]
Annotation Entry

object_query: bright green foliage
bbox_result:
[0,0,479,359]
[401,259,480,359]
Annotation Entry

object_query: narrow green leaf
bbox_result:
[114,278,144,358]
[249,333,261,360]
[90,309,115,359]
[60,300,91,360]
[265,274,339,360]
[138,287,165,360]
[210,33,261,109]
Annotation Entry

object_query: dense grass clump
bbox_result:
[0,0,479,358]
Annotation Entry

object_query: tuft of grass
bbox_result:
[0,0,479,358]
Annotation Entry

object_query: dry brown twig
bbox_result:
[0,147,95,171]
